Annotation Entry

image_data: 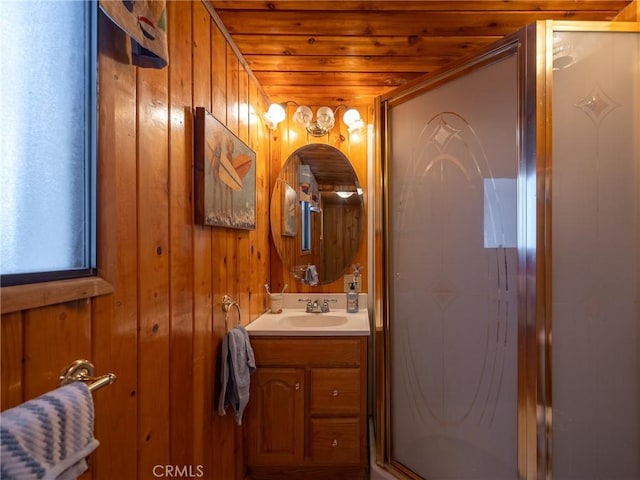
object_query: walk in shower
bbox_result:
[377,21,639,480]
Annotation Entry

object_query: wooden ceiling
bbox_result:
[209,1,632,107]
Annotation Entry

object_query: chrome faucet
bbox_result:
[311,300,320,313]
[303,299,323,313]
[299,297,336,313]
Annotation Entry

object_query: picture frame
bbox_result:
[194,107,256,229]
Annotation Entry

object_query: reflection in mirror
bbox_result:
[270,144,364,285]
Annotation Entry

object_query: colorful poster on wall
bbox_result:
[194,107,256,229]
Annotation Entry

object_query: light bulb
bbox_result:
[316,106,335,130]
[292,105,313,127]
[343,108,361,127]
[265,103,286,127]
[336,191,354,199]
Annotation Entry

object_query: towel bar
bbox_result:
[59,360,117,393]
[222,294,241,331]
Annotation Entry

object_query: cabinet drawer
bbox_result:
[251,338,363,366]
[310,418,361,465]
[310,368,360,414]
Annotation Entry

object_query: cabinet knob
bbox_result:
[331,439,338,447]
[332,389,339,396]
[295,382,300,390]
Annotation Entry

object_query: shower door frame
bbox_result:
[375,20,640,480]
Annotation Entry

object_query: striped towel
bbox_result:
[0,382,99,480]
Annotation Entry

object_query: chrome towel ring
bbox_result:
[222,294,241,331]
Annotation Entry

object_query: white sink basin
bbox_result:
[246,296,370,337]
[280,314,348,328]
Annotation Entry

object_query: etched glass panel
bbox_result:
[551,30,640,479]
[388,55,519,479]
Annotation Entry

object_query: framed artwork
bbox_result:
[282,183,297,237]
[194,107,256,229]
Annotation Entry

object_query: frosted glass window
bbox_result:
[0,1,96,284]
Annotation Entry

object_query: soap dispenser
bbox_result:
[346,282,359,313]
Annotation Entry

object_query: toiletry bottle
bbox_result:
[347,282,359,313]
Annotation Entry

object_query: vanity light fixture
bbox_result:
[264,101,365,137]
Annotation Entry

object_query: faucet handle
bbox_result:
[297,298,314,312]
[321,299,331,313]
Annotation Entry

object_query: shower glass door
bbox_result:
[387,50,520,479]
[381,22,639,480]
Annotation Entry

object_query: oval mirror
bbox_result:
[270,144,364,285]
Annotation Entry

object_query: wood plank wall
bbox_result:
[0,2,281,479]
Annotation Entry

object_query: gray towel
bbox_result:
[217,325,256,425]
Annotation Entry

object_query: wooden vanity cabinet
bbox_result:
[245,336,368,480]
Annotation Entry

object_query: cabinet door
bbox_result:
[247,367,304,466]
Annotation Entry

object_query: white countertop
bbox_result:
[246,294,370,337]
